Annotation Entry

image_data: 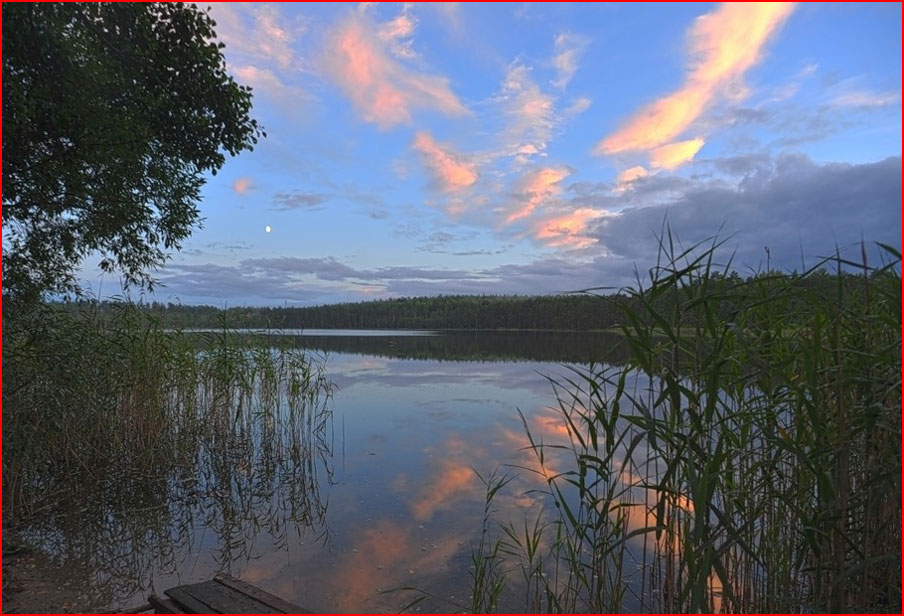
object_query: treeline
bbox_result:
[56,267,888,332]
[146,294,631,331]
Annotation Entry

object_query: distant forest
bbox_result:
[143,293,630,331]
[61,267,883,332]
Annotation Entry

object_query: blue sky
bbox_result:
[91,2,901,306]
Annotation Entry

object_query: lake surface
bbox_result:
[21,329,633,612]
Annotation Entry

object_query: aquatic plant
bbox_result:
[2,300,335,606]
[475,235,901,613]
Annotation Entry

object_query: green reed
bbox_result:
[2,299,333,523]
[475,235,901,613]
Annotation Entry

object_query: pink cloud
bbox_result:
[412,132,478,192]
[324,15,468,129]
[596,3,794,160]
[378,10,418,58]
[232,177,254,194]
[534,208,606,249]
[231,65,308,103]
[506,166,571,224]
[613,165,649,193]
[207,4,302,71]
[205,4,310,106]
[650,138,705,170]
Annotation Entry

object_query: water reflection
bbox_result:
[15,332,636,612]
[16,355,335,610]
[198,328,632,365]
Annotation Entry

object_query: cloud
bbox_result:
[154,157,900,305]
[589,155,901,275]
[377,8,418,59]
[650,138,706,170]
[705,90,898,151]
[497,64,558,162]
[207,4,309,103]
[617,165,649,185]
[205,241,254,252]
[829,89,901,109]
[564,96,592,117]
[207,3,302,71]
[505,166,571,223]
[232,177,254,194]
[231,65,309,104]
[614,165,650,193]
[240,257,481,283]
[272,191,328,210]
[427,231,455,244]
[323,13,468,129]
[534,207,607,249]
[552,33,589,89]
[451,245,512,257]
[596,3,794,163]
[412,132,478,192]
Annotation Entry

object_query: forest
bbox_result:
[67,266,886,333]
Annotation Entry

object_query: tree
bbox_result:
[2,2,264,299]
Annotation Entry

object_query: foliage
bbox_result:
[2,2,263,298]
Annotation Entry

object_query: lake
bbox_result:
[18,329,634,612]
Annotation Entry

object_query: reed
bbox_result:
[474,235,901,613]
[2,299,333,522]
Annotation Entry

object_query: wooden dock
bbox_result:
[147,574,307,613]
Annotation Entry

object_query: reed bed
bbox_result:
[3,299,335,605]
[474,237,901,613]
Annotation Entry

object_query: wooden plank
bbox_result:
[148,594,185,613]
[164,585,218,614]
[214,574,309,613]
[177,579,282,614]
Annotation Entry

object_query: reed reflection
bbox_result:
[15,344,335,609]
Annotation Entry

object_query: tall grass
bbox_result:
[3,299,334,604]
[475,237,901,613]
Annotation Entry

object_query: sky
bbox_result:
[90,2,902,306]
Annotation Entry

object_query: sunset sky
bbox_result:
[95,2,901,306]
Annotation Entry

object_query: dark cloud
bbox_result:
[153,262,330,305]
[708,153,773,176]
[243,257,360,282]
[272,191,328,210]
[589,155,901,275]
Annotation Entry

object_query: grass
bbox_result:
[2,299,335,605]
[473,235,901,613]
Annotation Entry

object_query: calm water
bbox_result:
[22,330,632,612]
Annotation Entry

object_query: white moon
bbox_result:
[265,225,272,233]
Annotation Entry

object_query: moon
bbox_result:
[265,225,271,233]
